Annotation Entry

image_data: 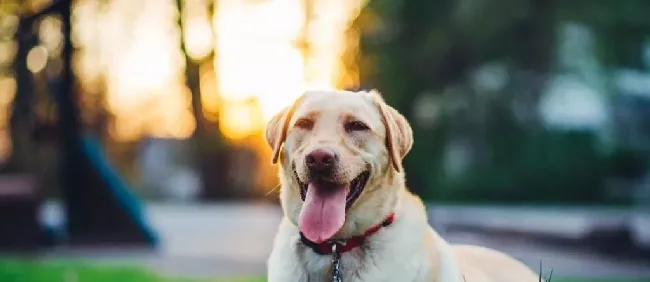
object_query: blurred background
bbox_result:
[0,0,649,281]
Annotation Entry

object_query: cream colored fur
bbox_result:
[265,89,540,282]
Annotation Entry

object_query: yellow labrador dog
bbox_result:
[265,89,540,282]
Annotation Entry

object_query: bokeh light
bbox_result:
[26,45,49,73]
[214,0,365,140]
[66,0,364,142]
[0,76,16,162]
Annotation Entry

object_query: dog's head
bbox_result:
[265,90,413,243]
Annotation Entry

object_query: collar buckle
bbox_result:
[329,239,347,251]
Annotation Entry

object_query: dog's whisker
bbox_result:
[265,183,282,197]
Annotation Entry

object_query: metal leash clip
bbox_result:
[330,240,344,282]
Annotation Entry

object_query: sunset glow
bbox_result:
[215,0,364,140]
[0,0,365,165]
[20,0,366,142]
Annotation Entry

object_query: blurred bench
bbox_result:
[0,174,44,251]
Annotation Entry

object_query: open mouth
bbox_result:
[293,166,370,210]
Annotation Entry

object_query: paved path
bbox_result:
[428,204,650,241]
[144,203,281,278]
[36,202,650,279]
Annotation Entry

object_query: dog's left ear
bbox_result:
[369,90,413,172]
[265,96,303,164]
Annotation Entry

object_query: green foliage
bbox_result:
[433,131,610,204]
[354,0,650,205]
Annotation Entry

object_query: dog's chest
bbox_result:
[299,248,362,282]
[297,247,423,282]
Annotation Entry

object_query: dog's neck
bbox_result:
[273,188,464,282]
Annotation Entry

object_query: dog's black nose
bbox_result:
[306,148,337,171]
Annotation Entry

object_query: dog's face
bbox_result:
[265,90,412,243]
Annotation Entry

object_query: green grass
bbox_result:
[0,259,263,282]
[0,258,644,282]
[556,280,649,282]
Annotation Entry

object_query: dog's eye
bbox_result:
[345,121,370,132]
[294,118,314,130]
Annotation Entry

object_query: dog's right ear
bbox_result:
[265,96,303,164]
[265,107,289,164]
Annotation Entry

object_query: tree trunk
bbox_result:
[5,19,37,173]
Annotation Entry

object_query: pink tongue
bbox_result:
[298,183,347,243]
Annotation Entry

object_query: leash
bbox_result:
[330,242,343,282]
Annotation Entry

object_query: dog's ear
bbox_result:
[369,90,413,172]
[265,108,288,164]
[265,96,303,164]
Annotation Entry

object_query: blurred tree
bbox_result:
[177,0,209,138]
[353,0,650,204]
[3,1,64,195]
[6,14,37,173]
[176,0,250,200]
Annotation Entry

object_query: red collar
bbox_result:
[299,212,395,255]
